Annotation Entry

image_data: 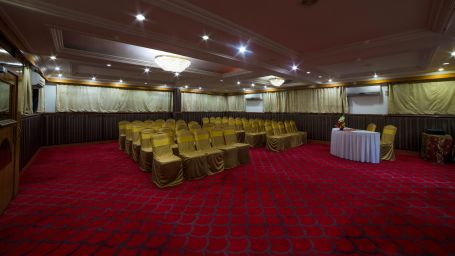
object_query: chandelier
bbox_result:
[154,55,191,73]
[269,76,285,87]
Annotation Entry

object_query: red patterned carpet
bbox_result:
[0,142,454,255]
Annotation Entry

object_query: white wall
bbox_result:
[348,85,388,115]
[245,94,264,112]
[44,84,56,112]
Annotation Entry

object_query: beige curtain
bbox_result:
[181,92,227,112]
[264,87,347,113]
[37,87,45,113]
[389,81,455,115]
[0,81,10,112]
[56,84,172,112]
[227,95,245,112]
[18,66,33,115]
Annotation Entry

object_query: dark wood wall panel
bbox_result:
[20,112,455,169]
[20,115,43,170]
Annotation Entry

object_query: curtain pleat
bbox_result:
[263,87,347,113]
[227,95,245,112]
[0,81,10,112]
[388,81,455,115]
[56,84,172,112]
[181,93,228,112]
[19,66,34,115]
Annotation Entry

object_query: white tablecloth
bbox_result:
[330,128,380,164]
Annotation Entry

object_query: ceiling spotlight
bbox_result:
[328,79,333,83]
[106,64,111,67]
[91,76,96,81]
[198,87,202,90]
[451,51,455,57]
[57,73,62,78]
[174,72,180,77]
[185,85,188,88]
[136,14,145,21]
[237,81,241,85]
[220,79,223,82]
[374,73,378,78]
[264,86,268,89]
[318,75,322,78]
[251,83,255,87]
[242,88,246,91]
[119,79,123,83]
[144,67,150,73]
[50,56,56,60]
[54,66,60,71]
[202,35,210,41]
[144,82,148,85]
[306,71,311,74]
[238,45,248,54]
[438,68,444,72]
[443,62,450,65]
[292,65,299,71]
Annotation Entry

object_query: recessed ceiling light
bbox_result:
[264,86,268,89]
[202,35,209,41]
[57,73,62,78]
[144,67,150,73]
[91,76,96,81]
[237,81,241,85]
[220,79,223,82]
[438,68,444,72]
[251,83,255,87]
[451,51,455,57]
[242,88,246,91]
[106,64,111,67]
[328,79,333,83]
[306,71,311,74]
[174,72,180,77]
[318,75,322,78]
[198,87,202,90]
[136,14,145,21]
[374,73,378,78]
[185,85,188,88]
[443,62,450,65]
[238,45,248,54]
[54,66,60,71]
[292,65,299,71]
[144,82,148,85]
[119,79,123,83]
[50,56,56,60]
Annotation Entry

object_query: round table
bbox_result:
[330,128,380,164]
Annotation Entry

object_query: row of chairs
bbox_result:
[366,123,397,160]
[118,119,250,188]
[202,117,308,152]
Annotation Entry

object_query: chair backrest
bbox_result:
[159,127,175,143]
[265,125,274,136]
[193,129,213,151]
[166,119,176,127]
[222,117,229,124]
[210,128,226,147]
[250,122,259,133]
[176,130,196,153]
[235,118,243,130]
[209,117,216,124]
[125,123,134,140]
[189,123,202,132]
[176,124,188,131]
[290,120,298,132]
[228,119,236,128]
[144,120,155,125]
[202,117,210,125]
[284,121,293,133]
[278,122,287,134]
[132,125,146,145]
[381,125,397,145]
[118,121,129,136]
[175,127,189,137]
[140,129,154,150]
[223,128,238,145]
[151,133,173,156]
[132,120,143,124]
[366,123,377,132]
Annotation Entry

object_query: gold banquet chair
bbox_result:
[125,123,134,155]
[139,128,155,172]
[189,123,202,132]
[273,121,292,149]
[159,127,179,155]
[265,125,288,152]
[193,129,224,175]
[290,120,308,145]
[245,121,266,147]
[380,125,397,161]
[177,131,209,180]
[202,117,210,126]
[224,128,250,164]
[366,123,377,132]
[151,133,184,188]
[118,120,129,151]
[132,124,146,163]
[210,128,239,169]
[284,120,302,147]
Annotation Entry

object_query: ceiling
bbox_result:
[0,0,455,92]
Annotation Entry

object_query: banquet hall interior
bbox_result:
[0,0,454,255]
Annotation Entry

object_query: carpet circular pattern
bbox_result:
[0,142,454,255]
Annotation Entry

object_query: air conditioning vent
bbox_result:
[346,86,381,96]
[245,93,263,101]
